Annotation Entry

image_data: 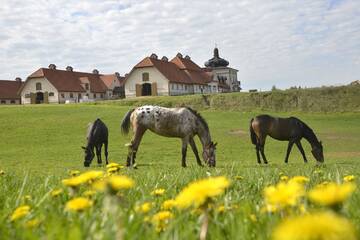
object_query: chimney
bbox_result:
[161,56,168,62]
[92,69,99,74]
[48,64,56,70]
[150,53,158,59]
[15,77,22,82]
[184,55,191,60]
[66,66,73,72]
[176,52,183,58]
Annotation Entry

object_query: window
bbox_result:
[70,93,74,98]
[78,93,82,99]
[85,83,89,90]
[49,92,54,96]
[171,84,174,90]
[142,72,149,82]
[61,93,65,98]
[36,82,42,90]
[100,94,104,98]
[213,86,217,91]
[185,85,187,91]
[86,93,89,97]
[94,93,97,98]
[1,100,6,104]
[10,100,15,104]
[176,84,179,90]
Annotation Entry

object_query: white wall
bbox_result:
[21,77,59,104]
[125,67,170,97]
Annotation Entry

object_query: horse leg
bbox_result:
[96,146,102,164]
[181,138,189,167]
[295,140,308,163]
[284,140,295,163]
[259,136,268,164]
[255,144,261,164]
[189,137,203,166]
[104,141,108,165]
[126,127,146,167]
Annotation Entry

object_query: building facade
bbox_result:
[204,48,241,92]
[124,53,212,97]
[19,64,124,104]
[0,78,23,104]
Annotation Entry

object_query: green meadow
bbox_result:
[0,101,359,239]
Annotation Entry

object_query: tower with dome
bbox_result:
[204,47,241,92]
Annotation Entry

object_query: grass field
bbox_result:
[0,103,359,239]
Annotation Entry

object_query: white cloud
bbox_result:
[0,0,359,90]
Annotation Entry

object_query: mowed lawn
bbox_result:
[0,104,360,239]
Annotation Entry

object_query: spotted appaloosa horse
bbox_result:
[82,118,109,167]
[121,106,217,167]
[250,114,324,164]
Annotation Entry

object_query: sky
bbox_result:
[0,0,359,90]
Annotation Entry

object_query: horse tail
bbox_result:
[121,109,135,135]
[250,118,257,145]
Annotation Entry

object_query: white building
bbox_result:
[124,53,213,97]
[204,48,241,92]
[19,64,124,104]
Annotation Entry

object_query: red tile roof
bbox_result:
[100,74,125,88]
[129,54,211,85]
[0,80,23,99]
[26,68,109,93]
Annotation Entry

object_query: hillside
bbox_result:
[93,85,360,112]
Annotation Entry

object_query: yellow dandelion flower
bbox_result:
[51,189,63,197]
[217,205,225,213]
[107,175,134,191]
[83,190,96,197]
[152,211,174,232]
[107,167,119,175]
[175,176,230,209]
[272,211,357,240]
[135,202,152,214]
[308,182,356,207]
[65,197,93,212]
[62,170,104,187]
[343,175,355,182]
[10,205,31,222]
[106,163,123,169]
[261,204,278,213]
[143,216,151,223]
[151,188,165,196]
[25,218,41,228]
[264,181,304,209]
[162,199,177,210]
[289,176,309,185]
[69,170,80,177]
[280,176,289,181]
[249,214,257,222]
[92,179,106,191]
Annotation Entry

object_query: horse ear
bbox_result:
[81,146,86,150]
[213,142,218,147]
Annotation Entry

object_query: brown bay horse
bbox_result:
[250,115,324,164]
[121,106,217,167]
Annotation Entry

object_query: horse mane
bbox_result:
[185,107,209,131]
[291,117,319,144]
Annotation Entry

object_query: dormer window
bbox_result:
[142,72,149,82]
[36,82,42,90]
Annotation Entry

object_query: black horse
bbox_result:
[82,118,109,167]
[250,115,324,164]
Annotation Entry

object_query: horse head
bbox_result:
[311,141,324,163]
[203,142,217,167]
[82,146,95,167]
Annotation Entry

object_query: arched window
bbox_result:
[36,82,42,90]
[142,72,149,82]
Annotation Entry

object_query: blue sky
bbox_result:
[0,0,359,90]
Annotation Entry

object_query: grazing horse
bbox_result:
[82,118,109,167]
[120,106,217,167]
[250,115,324,164]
